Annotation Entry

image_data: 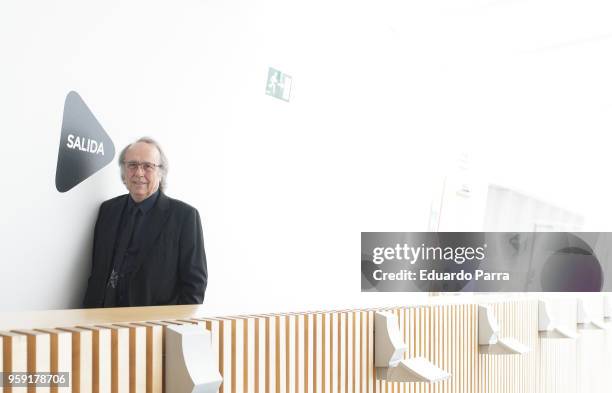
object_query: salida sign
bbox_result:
[66,134,105,155]
[55,91,115,192]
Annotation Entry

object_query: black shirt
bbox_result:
[103,190,160,307]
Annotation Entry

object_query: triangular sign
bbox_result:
[55,91,115,192]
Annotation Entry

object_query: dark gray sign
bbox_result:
[55,91,115,192]
[362,232,611,292]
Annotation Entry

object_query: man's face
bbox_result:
[123,142,161,202]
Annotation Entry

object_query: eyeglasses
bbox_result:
[124,161,162,173]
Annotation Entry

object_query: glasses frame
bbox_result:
[123,160,163,173]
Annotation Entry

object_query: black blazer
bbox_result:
[83,192,207,308]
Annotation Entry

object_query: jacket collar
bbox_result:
[127,189,160,215]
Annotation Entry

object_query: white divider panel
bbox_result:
[477,301,539,393]
[576,329,606,393]
[539,336,576,393]
[198,318,223,393]
[605,320,612,391]
[537,297,577,393]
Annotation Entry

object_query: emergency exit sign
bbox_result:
[265,67,292,102]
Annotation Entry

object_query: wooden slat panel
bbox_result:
[360,311,367,393]
[329,313,337,393]
[131,324,161,393]
[296,314,304,393]
[311,314,317,393]
[227,317,242,393]
[1,332,28,393]
[321,313,329,393]
[305,313,313,393]
[340,312,346,393]
[35,329,72,393]
[57,328,91,393]
[348,312,354,393]
[265,316,273,393]
[232,317,245,393]
[277,315,286,393]
[284,315,293,393]
[146,321,172,393]
[252,317,262,393]
[286,315,296,393]
[173,303,585,393]
[77,326,110,393]
[244,317,256,393]
[113,325,145,393]
[216,317,234,393]
[12,330,50,393]
[98,326,128,393]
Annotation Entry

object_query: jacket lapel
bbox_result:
[131,191,171,274]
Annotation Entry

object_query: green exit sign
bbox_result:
[265,67,292,102]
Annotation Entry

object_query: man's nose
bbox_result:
[135,165,146,175]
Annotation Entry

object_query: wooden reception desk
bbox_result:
[0,296,604,393]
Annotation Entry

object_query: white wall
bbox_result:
[1,0,612,314]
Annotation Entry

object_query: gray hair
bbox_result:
[118,136,169,191]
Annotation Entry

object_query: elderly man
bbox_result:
[83,137,207,308]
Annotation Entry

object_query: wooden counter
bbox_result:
[0,304,209,331]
